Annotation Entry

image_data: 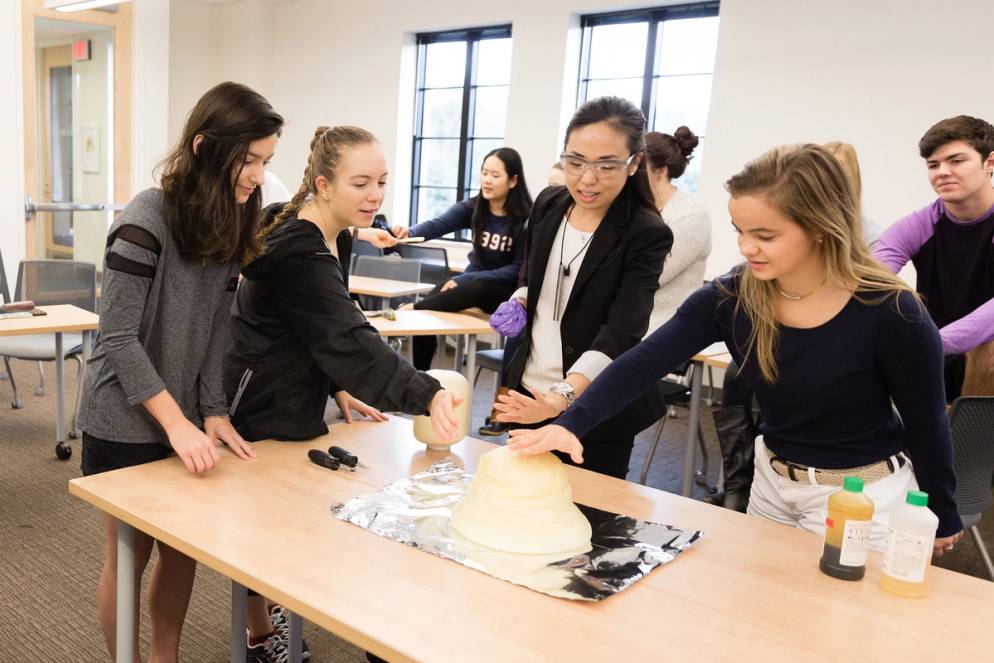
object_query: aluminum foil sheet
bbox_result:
[332,460,703,601]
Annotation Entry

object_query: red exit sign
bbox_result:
[72,38,90,61]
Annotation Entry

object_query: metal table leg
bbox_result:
[55,332,67,458]
[288,610,304,663]
[465,335,477,384]
[682,362,704,497]
[116,521,136,663]
[230,581,247,663]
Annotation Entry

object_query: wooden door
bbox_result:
[21,0,132,259]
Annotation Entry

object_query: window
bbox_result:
[578,4,719,192]
[410,26,512,237]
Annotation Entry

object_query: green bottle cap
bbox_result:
[906,490,929,507]
[843,476,864,492]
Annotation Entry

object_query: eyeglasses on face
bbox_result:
[559,153,636,178]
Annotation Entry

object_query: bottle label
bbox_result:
[882,528,930,583]
[839,519,871,567]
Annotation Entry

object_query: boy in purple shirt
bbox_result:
[875,115,994,400]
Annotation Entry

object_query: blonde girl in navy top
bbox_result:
[510,144,964,557]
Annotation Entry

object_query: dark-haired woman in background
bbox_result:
[644,127,712,334]
[391,147,533,369]
[493,96,673,478]
[76,82,283,662]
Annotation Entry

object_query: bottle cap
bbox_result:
[906,490,929,507]
[843,476,864,492]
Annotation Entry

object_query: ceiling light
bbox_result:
[44,0,130,12]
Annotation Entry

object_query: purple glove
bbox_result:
[490,298,526,337]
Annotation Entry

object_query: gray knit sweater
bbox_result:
[77,188,240,445]
[646,190,712,336]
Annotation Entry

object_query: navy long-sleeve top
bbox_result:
[556,270,962,537]
[409,198,525,286]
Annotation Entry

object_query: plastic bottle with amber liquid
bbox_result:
[879,490,938,597]
[819,476,875,580]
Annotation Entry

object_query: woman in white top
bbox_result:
[644,127,712,334]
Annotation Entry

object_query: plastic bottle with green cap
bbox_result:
[819,476,875,580]
[879,490,939,597]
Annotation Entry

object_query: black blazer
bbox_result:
[506,184,673,441]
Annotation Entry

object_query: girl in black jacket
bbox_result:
[493,96,673,478]
[224,125,463,652]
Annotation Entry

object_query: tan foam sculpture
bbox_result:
[451,446,592,556]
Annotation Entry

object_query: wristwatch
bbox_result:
[550,381,576,409]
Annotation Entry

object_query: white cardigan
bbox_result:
[646,190,712,336]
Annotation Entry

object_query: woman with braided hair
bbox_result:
[223,126,463,657]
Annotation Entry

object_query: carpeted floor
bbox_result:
[0,357,990,662]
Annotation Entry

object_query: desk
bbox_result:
[0,304,98,458]
[681,344,731,497]
[368,310,492,380]
[347,275,435,305]
[69,415,994,662]
[447,255,468,273]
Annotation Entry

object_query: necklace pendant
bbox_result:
[562,265,570,277]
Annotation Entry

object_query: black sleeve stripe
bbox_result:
[106,252,156,279]
[106,224,162,255]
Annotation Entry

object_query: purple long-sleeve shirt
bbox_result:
[874,199,994,355]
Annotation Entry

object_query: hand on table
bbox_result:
[507,424,584,464]
[204,415,256,460]
[390,225,411,239]
[166,419,221,473]
[334,390,389,423]
[494,385,566,424]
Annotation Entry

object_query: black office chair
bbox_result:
[949,396,994,580]
[350,239,383,273]
[395,244,452,287]
[639,362,712,489]
[473,348,503,386]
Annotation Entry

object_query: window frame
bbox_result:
[410,24,512,235]
[577,2,720,123]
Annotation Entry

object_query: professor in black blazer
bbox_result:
[500,180,672,477]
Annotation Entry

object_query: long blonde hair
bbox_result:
[823,141,863,213]
[724,144,919,383]
[257,125,377,241]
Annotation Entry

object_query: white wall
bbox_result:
[0,0,25,289]
[133,0,172,192]
[165,0,994,278]
[702,0,994,277]
[72,29,112,267]
[5,0,990,287]
[167,0,686,221]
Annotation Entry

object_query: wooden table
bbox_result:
[368,309,493,380]
[0,304,98,458]
[348,275,435,302]
[69,415,994,662]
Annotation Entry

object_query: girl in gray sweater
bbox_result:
[76,82,283,662]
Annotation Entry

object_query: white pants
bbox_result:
[746,436,917,550]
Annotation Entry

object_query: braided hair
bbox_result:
[257,125,377,241]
